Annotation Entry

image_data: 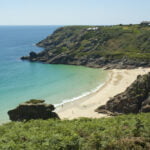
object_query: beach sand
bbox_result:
[55,68,150,119]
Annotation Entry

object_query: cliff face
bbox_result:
[21,25,150,69]
[95,72,150,115]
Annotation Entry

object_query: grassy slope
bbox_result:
[37,24,150,60]
[0,113,150,150]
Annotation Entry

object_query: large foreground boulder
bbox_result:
[8,99,59,121]
[95,72,150,115]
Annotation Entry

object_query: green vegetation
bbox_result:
[38,24,150,61]
[0,113,150,149]
[25,99,45,104]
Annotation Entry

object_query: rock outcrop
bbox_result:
[95,72,150,115]
[21,51,37,61]
[8,99,59,121]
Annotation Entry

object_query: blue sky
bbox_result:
[0,0,149,25]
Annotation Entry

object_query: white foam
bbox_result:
[54,71,110,108]
[54,82,105,107]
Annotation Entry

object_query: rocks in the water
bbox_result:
[95,72,150,115]
[29,51,37,58]
[21,51,37,61]
[20,56,29,60]
[8,99,59,121]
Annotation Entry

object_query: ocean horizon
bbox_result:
[0,26,107,123]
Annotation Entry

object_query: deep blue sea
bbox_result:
[0,26,107,123]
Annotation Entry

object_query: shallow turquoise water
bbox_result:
[0,26,107,123]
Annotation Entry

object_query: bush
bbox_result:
[0,113,150,149]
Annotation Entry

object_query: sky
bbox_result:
[0,0,149,25]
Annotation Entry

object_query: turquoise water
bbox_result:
[0,26,107,123]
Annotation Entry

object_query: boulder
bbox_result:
[8,99,59,121]
[95,72,150,115]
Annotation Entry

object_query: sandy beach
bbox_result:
[56,68,150,119]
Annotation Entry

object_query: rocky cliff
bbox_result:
[21,24,150,69]
[8,99,59,121]
[95,72,150,115]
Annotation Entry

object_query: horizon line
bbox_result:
[0,23,140,26]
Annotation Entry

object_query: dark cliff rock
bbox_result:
[21,51,37,61]
[8,99,59,121]
[141,97,150,112]
[95,72,150,115]
[21,25,150,69]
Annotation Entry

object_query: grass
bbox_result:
[25,99,45,104]
[0,113,150,149]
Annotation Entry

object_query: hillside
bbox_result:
[21,24,150,69]
[0,113,150,149]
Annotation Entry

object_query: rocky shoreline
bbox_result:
[17,25,150,120]
[95,72,150,115]
[21,51,150,69]
[21,25,150,69]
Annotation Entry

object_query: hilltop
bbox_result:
[21,24,150,69]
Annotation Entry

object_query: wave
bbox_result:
[54,82,106,107]
[54,71,110,107]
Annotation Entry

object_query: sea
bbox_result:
[0,26,108,123]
